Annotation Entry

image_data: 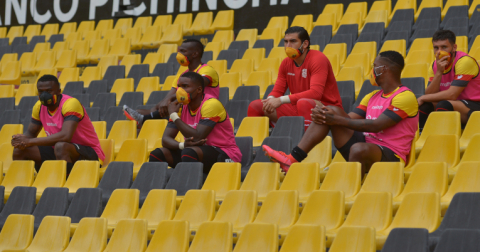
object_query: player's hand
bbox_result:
[262,97,282,114]
[11,134,30,149]
[417,96,424,107]
[312,106,338,125]
[157,96,176,118]
[168,101,182,115]
[435,51,450,74]
[310,105,325,125]
[184,137,207,147]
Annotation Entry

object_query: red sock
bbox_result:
[296,98,317,132]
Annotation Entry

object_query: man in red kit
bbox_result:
[247,26,342,131]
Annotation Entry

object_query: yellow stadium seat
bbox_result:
[173,190,216,231]
[442,0,468,18]
[109,38,131,60]
[114,18,132,37]
[441,161,480,214]
[146,220,189,252]
[88,39,110,64]
[19,52,36,76]
[143,53,164,73]
[136,189,176,233]
[202,163,241,204]
[64,161,99,193]
[14,84,36,106]
[153,15,173,33]
[137,119,167,152]
[66,32,82,50]
[213,190,257,237]
[102,189,139,230]
[351,41,377,65]
[98,55,118,78]
[260,28,283,47]
[96,19,113,37]
[338,12,363,29]
[207,60,228,78]
[0,144,13,175]
[291,14,314,33]
[336,66,364,98]
[258,58,280,83]
[320,162,361,199]
[416,0,443,20]
[55,50,77,71]
[92,121,106,139]
[120,54,140,77]
[0,124,23,146]
[457,36,468,53]
[212,30,234,49]
[362,10,389,30]
[245,71,271,98]
[239,162,279,202]
[243,48,265,70]
[303,136,332,180]
[84,30,102,49]
[80,66,102,88]
[52,42,69,61]
[59,22,76,38]
[1,53,18,73]
[33,160,66,201]
[0,27,6,38]
[450,134,480,178]
[2,160,34,198]
[370,0,392,16]
[133,16,152,34]
[401,63,429,87]
[24,25,41,44]
[267,47,287,61]
[34,51,56,75]
[188,12,213,35]
[210,10,235,32]
[189,222,232,252]
[414,135,460,178]
[324,54,339,77]
[204,41,224,60]
[72,41,90,65]
[159,24,183,45]
[110,78,134,106]
[103,219,147,252]
[236,117,269,147]
[140,26,162,49]
[77,21,95,38]
[107,120,137,154]
[279,163,319,208]
[108,139,147,179]
[230,59,254,84]
[64,217,107,252]
[103,29,122,47]
[391,0,418,20]
[460,112,480,152]
[470,0,480,16]
[136,76,161,105]
[59,67,79,89]
[173,13,192,35]
[265,16,289,36]
[323,43,346,64]
[233,223,278,252]
[0,214,34,251]
[125,27,142,50]
[346,2,368,20]
[330,226,376,252]
[236,29,258,48]
[0,85,14,98]
[26,216,70,252]
[6,26,24,45]
[100,139,114,167]
[315,13,338,30]
[471,46,480,59]
[0,61,21,85]
[405,50,434,65]
[380,40,406,57]
[416,112,461,153]
[280,225,326,252]
[253,190,298,236]
[322,4,344,24]
[344,53,371,78]
[162,75,176,89]
[376,192,440,249]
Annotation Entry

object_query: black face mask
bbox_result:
[39,92,57,106]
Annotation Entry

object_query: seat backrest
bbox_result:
[202,163,241,198]
[296,190,344,230]
[233,223,278,252]
[320,162,362,198]
[271,116,305,147]
[101,189,139,224]
[235,136,253,169]
[381,228,429,252]
[127,64,150,89]
[0,186,37,220]
[172,190,216,228]
[64,161,100,193]
[103,65,125,92]
[103,219,147,252]
[28,216,70,251]
[329,226,376,252]
[117,91,143,108]
[417,135,460,168]
[64,217,108,252]
[213,190,257,229]
[87,80,108,103]
[434,229,480,252]
[189,221,233,252]
[165,162,203,196]
[225,100,249,129]
[145,220,189,252]
[438,192,480,231]
[85,107,100,121]
[136,189,176,226]
[401,162,448,198]
[240,162,279,198]
[0,214,34,250]
[254,190,298,229]
[279,225,326,252]
[279,163,320,199]
[345,192,392,231]
[1,161,35,191]
[33,187,69,227]
[228,41,249,58]
[146,90,170,105]
[63,81,84,96]
[130,162,168,201]
[361,162,404,197]
[254,136,292,163]
[32,160,66,190]
[92,93,116,119]
[98,162,133,196]
[65,188,102,224]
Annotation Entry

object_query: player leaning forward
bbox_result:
[263,51,419,176]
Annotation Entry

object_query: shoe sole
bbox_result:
[124,111,136,122]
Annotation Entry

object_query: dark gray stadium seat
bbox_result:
[151,63,174,84]
[165,162,203,196]
[98,162,133,206]
[341,96,354,114]
[469,27,480,50]
[390,9,415,26]
[33,187,69,231]
[413,8,441,31]
[433,229,480,252]
[201,51,213,62]
[384,31,409,47]
[0,187,5,212]
[337,80,355,99]
[29,36,45,51]
[253,136,292,163]
[354,80,382,107]
[0,97,15,115]
[92,93,116,120]
[228,41,249,58]
[167,53,181,73]
[146,90,170,105]
[71,94,90,108]
[410,29,437,44]
[232,86,260,102]
[65,188,102,224]
[63,81,84,96]
[310,36,328,51]
[278,39,284,47]
[381,228,429,252]
[331,33,354,54]
[226,100,249,129]
[217,49,238,69]
[414,19,440,32]
[361,23,385,39]
[443,17,469,36]
[13,44,30,59]
[85,107,100,121]
[130,162,168,207]
[0,45,11,60]
[0,110,20,129]
[17,96,38,119]
[48,34,64,48]
[440,5,469,29]
[253,39,274,57]
[469,5,480,31]
[271,116,304,147]
[0,186,36,228]
[387,21,412,37]
[402,77,425,96]
[103,65,125,92]
[263,85,274,100]
[0,38,9,47]
[311,25,333,43]
[104,106,125,133]
[127,64,149,90]
[357,32,383,49]
[236,136,254,179]
[429,193,480,250]
[11,37,27,51]
[337,24,359,40]
[219,87,229,107]
[86,80,107,103]
[22,109,32,133]
[118,91,143,109]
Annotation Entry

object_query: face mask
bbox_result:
[176,87,191,105]
[176,52,190,66]
[438,50,451,62]
[285,41,304,60]
[39,92,57,106]
[369,66,385,87]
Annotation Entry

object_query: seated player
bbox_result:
[149,71,241,174]
[247,26,342,131]
[12,75,105,172]
[418,30,480,128]
[263,51,418,176]
[123,39,219,127]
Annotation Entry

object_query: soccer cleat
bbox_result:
[123,105,144,126]
[262,145,294,173]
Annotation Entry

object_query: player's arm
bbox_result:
[425,63,442,94]
[267,60,289,98]
[161,123,181,149]
[12,102,46,148]
[419,85,465,103]
[288,54,328,104]
[24,120,79,147]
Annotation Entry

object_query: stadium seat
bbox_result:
[344,53,371,78]
[0,52,18,73]
[95,19,114,37]
[260,28,283,47]
[91,121,107,140]
[55,50,76,71]
[201,163,241,205]
[390,0,417,19]
[32,160,66,202]
[84,30,102,48]
[212,190,257,237]
[434,229,480,252]
[19,52,36,76]
[230,59,254,84]
[363,10,389,31]
[113,18,132,36]
[135,189,175,233]
[0,85,13,100]
[75,21,94,38]
[172,13,192,35]
[157,43,177,63]
[323,43,346,64]
[6,26,24,45]
[152,14,172,32]
[65,188,102,234]
[236,29,258,48]
[0,214,34,251]
[98,56,120,80]
[135,76,160,105]
[165,163,204,206]
[267,47,287,62]
[111,139,147,178]
[137,119,167,151]
[210,10,234,32]
[351,41,377,64]
[336,66,364,98]
[315,14,337,31]
[236,117,269,147]
[110,78,134,106]
[290,14,314,33]
[104,29,122,47]
[405,49,434,65]
[188,12,213,35]
[101,188,139,234]
[59,22,76,38]
[159,24,183,45]
[441,162,480,214]
[217,73,239,99]
[173,189,215,231]
[64,32,81,50]
[72,41,90,65]
[242,48,265,70]
[0,124,22,147]
[330,226,376,252]
[258,57,280,83]
[106,120,136,155]
[59,68,80,90]
[0,186,36,227]
[189,221,232,251]
[280,225,326,252]
[32,187,69,231]
[125,27,142,50]
[253,190,298,236]
[337,12,362,30]
[401,63,429,87]
[146,221,188,252]
[64,217,107,252]
[120,54,140,77]
[416,111,461,151]
[245,71,271,98]
[33,51,57,75]
[64,161,100,194]
[380,40,406,57]
[233,223,278,252]
[0,61,20,85]
[279,163,319,208]
[2,161,34,199]
[103,219,147,252]
[24,25,42,44]
[239,162,279,203]
[52,41,68,61]
[231,40,250,58]
[265,16,289,36]
[133,16,151,35]
[0,143,13,173]
[204,41,225,60]
[320,162,361,200]
[16,86,37,107]
[130,162,167,204]
[140,26,162,49]
[441,0,468,18]
[88,39,110,64]
[381,228,429,252]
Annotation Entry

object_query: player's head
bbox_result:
[37,75,61,108]
[370,51,405,86]
[176,39,204,66]
[284,26,310,59]
[176,72,205,105]
[432,30,457,64]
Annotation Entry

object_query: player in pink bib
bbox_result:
[11,75,105,173]
[149,72,241,174]
[263,51,419,176]
[418,30,480,128]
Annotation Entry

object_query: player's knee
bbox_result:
[349,143,369,160]
[12,147,25,160]
[181,148,199,162]
[419,102,434,113]
[150,148,167,162]
[247,99,265,117]
[54,142,69,157]
[296,98,316,116]
[436,100,454,111]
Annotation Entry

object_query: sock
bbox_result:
[419,102,434,129]
[142,111,161,122]
[66,162,74,175]
[181,148,199,162]
[290,146,307,163]
[435,100,454,111]
[297,98,317,132]
[149,148,166,162]
[247,99,265,117]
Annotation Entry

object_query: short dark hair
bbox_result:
[285,26,310,49]
[37,74,60,88]
[182,39,204,57]
[379,50,405,71]
[181,71,205,92]
[432,29,456,45]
